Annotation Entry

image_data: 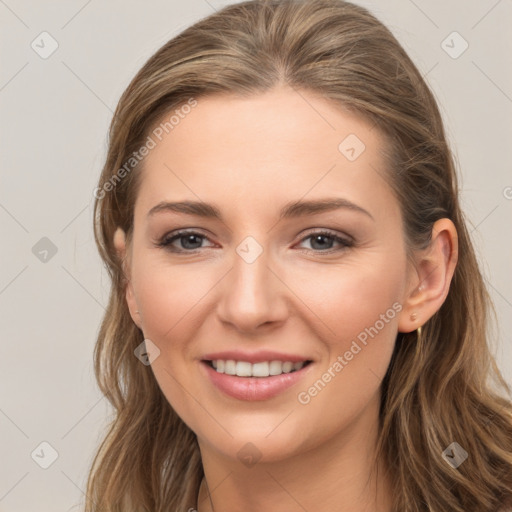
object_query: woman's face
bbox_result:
[123,85,414,464]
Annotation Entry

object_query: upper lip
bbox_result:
[201,350,312,364]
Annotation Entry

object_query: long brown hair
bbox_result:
[87,1,512,510]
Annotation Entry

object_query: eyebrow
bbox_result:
[147,197,374,221]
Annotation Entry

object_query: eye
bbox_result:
[156,229,353,254]
[297,230,353,253]
[156,230,214,252]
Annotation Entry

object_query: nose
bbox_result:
[216,245,288,334]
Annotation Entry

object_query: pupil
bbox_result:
[312,235,331,250]
[183,234,201,249]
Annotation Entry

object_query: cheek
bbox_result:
[131,257,211,429]
[133,254,215,344]
[291,251,404,345]
[289,252,405,409]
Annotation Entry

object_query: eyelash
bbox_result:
[155,229,354,255]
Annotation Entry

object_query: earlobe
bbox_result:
[398,218,458,333]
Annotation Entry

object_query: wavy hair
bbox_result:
[86,0,512,510]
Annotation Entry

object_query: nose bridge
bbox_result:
[216,234,286,331]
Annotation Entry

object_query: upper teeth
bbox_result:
[211,360,306,377]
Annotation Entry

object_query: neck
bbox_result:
[196,397,393,512]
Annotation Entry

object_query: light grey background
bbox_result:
[1,1,511,510]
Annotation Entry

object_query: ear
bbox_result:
[398,218,458,333]
[113,227,142,329]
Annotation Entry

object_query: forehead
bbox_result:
[134,85,396,222]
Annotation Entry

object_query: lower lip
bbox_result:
[201,361,313,401]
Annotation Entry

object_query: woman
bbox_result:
[87,0,512,510]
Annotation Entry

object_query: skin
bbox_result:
[113,84,458,512]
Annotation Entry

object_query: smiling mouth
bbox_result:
[202,359,313,378]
